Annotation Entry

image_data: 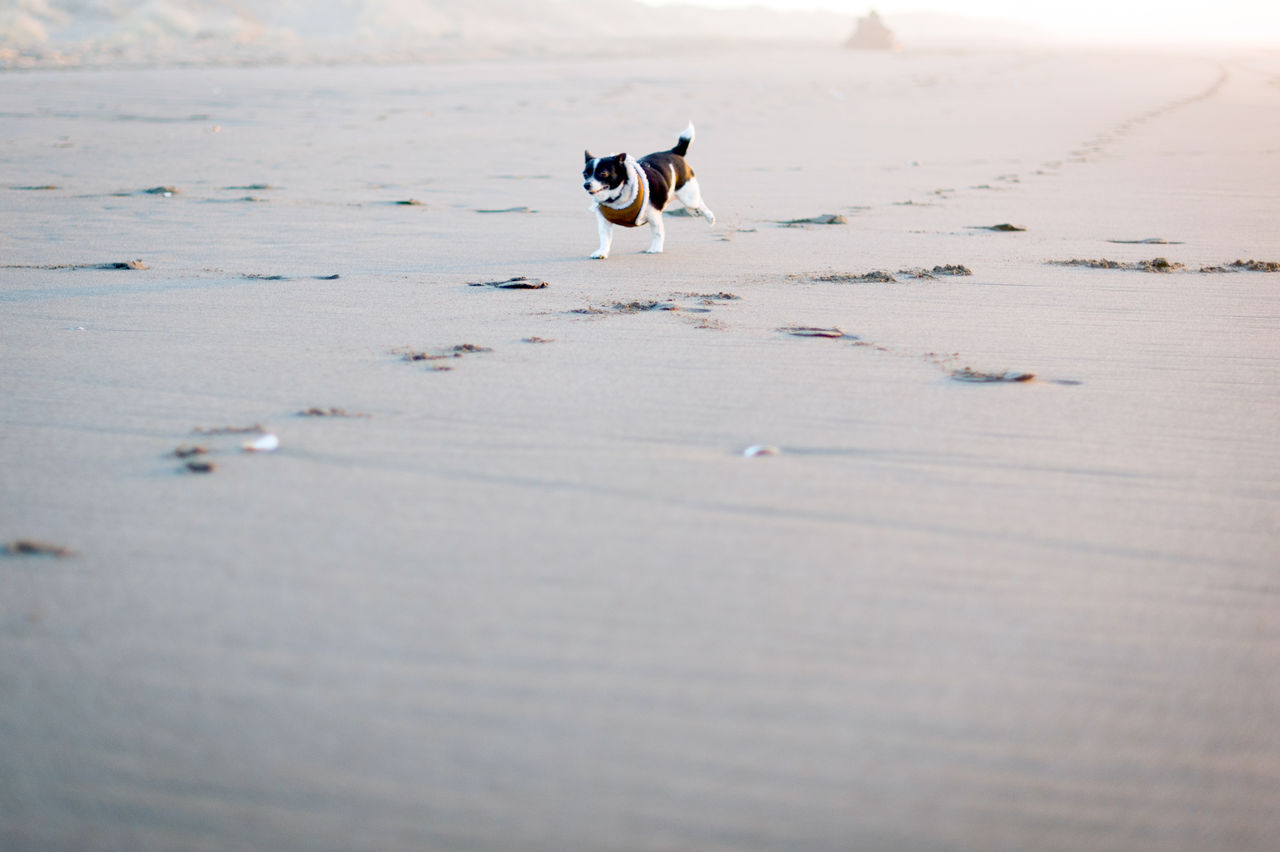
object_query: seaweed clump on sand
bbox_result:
[297,407,369,418]
[672,291,740,302]
[469,276,548,289]
[810,270,897,283]
[394,344,493,369]
[397,344,492,360]
[951,368,1035,383]
[778,326,850,339]
[780,214,847,226]
[812,265,972,283]
[4,540,77,557]
[612,300,679,313]
[568,300,677,315]
[1232,259,1280,272]
[0,260,148,270]
[1049,257,1184,272]
[896,265,974,280]
[1200,259,1280,273]
[192,424,266,435]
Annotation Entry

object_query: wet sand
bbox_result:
[2,44,1278,851]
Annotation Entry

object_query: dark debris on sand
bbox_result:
[778,326,851,339]
[951,368,1035,383]
[523,336,555,344]
[298,407,369,418]
[4,540,77,558]
[673,291,740,301]
[395,344,493,363]
[611,300,679,313]
[970,223,1026,232]
[780,214,848,226]
[571,301,679,315]
[2,259,148,270]
[1132,257,1184,272]
[172,445,208,458]
[184,460,216,474]
[570,293,738,320]
[811,270,897,283]
[810,265,972,284]
[243,273,340,281]
[1200,259,1280,273]
[1050,257,1184,272]
[469,276,548,289]
[193,424,266,435]
[897,265,974,279]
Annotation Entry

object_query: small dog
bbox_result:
[582,122,715,259]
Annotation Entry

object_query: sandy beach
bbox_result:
[2,32,1279,852]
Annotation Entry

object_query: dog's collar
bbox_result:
[598,157,647,228]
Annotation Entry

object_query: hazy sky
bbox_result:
[641,0,1280,45]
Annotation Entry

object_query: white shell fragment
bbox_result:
[743,444,780,458]
[242,432,279,453]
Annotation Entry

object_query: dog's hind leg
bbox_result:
[674,177,715,226]
[591,208,613,259]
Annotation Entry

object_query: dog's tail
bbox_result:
[671,122,695,157]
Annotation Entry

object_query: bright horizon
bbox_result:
[639,0,1280,45]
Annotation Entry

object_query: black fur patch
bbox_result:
[639,152,694,212]
[583,153,628,191]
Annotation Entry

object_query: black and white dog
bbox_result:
[582,122,715,259]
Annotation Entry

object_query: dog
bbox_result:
[582,122,715,259]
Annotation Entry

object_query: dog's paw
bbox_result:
[643,247,664,254]
[590,251,609,260]
[704,210,717,226]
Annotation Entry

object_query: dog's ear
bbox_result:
[613,153,628,164]
[584,149,593,163]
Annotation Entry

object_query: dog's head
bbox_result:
[583,151,628,198]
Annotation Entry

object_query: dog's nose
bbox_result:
[583,181,592,190]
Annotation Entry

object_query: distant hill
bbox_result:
[1,1,1048,68]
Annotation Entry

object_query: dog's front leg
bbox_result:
[591,209,613,259]
[643,210,665,254]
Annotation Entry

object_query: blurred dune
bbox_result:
[0,0,838,66]
[0,0,1055,68]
